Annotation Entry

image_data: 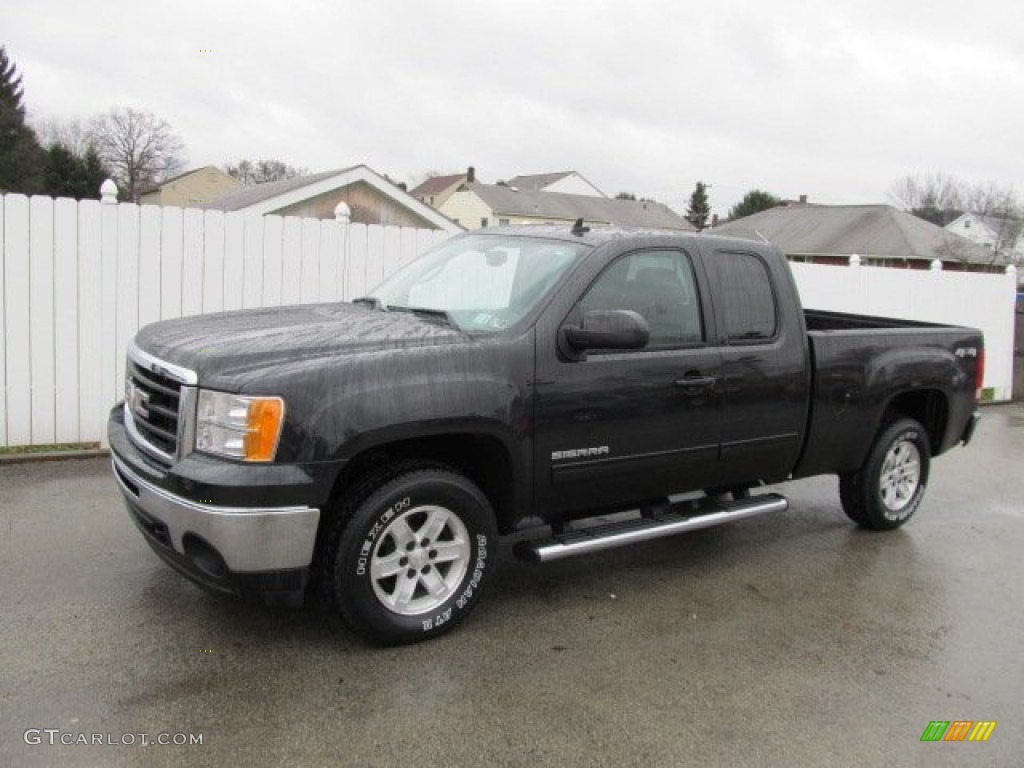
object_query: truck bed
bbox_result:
[794,309,983,479]
[804,308,950,331]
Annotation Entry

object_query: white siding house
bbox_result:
[505,171,607,198]
[945,213,1023,267]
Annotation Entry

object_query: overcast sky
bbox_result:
[5,0,1023,215]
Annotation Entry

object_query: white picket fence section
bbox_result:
[0,191,1018,449]
[0,192,450,449]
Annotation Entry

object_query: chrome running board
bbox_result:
[515,493,788,563]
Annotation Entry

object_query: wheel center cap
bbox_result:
[408,548,429,569]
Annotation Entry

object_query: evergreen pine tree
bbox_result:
[43,143,109,199]
[728,189,780,221]
[0,46,44,193]
[685,181,711,230]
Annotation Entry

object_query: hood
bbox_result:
[134,302,464,384]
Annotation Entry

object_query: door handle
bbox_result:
[674,375,716,393]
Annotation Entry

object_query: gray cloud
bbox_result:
[7,0,1022,214]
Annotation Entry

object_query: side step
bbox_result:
[514,493,788,563]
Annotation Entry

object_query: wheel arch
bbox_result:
[882,388,949,456]
[323,431,522,537]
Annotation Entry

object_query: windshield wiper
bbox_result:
[352,296,382,310]
[385,305,456,327]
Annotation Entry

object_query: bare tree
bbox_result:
[89,107,186,201]
[963,182,1024,265]
[887,173,964,226]
[890,173,1023,265]
[224,158,308,186]
[30,114,94,156]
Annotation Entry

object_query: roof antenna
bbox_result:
[571,217,590,236]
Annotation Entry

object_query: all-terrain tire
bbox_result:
[839,418,931,531]
[320,464,498,645]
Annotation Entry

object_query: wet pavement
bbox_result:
[1,405,1022,767]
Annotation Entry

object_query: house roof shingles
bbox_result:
[467,183,692,230]
[199,167,355,212]
[504,172,573,191]
[714,204,998,265]
[409,173,466,199]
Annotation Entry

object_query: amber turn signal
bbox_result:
[243,398,285,462]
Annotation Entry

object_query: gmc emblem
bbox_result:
[127,381,151,420]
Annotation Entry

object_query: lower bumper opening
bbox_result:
[123,496,308,606]
[182,533,229,579]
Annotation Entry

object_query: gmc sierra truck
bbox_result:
[109,224,983,644]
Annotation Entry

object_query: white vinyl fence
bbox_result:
[0,192,451,449]
[791,260,1016,402]
[0,191,1017,449]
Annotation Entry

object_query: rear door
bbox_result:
[533,245,726,516]
[699,246,810,484]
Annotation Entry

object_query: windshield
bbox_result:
[367,234,589,332]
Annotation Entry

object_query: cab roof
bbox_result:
[467,223,773,253]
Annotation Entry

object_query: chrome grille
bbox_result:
[125,344,197,465]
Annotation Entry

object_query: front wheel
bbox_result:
[839,418,931,530]
[322,465,498,645]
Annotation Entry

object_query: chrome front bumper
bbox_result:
[112,453,320,573]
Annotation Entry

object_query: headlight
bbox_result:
[196,390,285,462]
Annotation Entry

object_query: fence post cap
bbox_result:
[1006,264,1017,277]
[100,179,118,204]
[334,201,351,222]
[848,253,861,267]
[930,259,943,271]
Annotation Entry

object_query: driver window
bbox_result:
[579,250,704,347]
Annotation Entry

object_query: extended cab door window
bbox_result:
[579,249,705,347]
[714,252,778,343]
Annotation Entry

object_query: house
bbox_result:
[409,167,474,208]
[139,165,240,207]
[945,213,1024,266]
[713,204,1001,272]
[504,171,606,198]
[439,182,692,231]
[199,165,461,232]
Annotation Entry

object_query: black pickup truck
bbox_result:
[109,225,983,644]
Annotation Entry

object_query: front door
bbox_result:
[533,247,724,517]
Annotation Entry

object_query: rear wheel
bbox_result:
[321,464,498,645]
[840,418,930,530]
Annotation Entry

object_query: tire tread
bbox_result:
[319,461,494,644]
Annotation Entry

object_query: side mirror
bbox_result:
[562,310,650,355]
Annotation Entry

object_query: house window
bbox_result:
[498,218,510,226]
[964,220,971,228]
[481,217,489,228]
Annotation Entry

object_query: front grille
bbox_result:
[125,345,197,465]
